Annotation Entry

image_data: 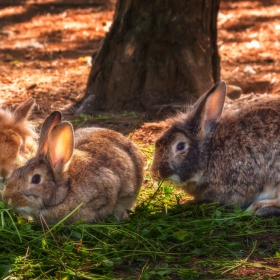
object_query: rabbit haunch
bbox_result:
[150,80,280,216]
[3,111,144,224]
[0,98,36,181]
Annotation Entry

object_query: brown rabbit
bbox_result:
[150,80,280,216]
[3,111,144,224]
[0,98,37,181]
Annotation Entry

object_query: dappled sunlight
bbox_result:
[0,1,114,113]
[0,0,279,119]
[218,0,280,96]
[0,5,27,18]
[124,42,136,59]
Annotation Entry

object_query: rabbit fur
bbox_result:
[3,111,145,224]
[0,98,36,182]
[150,80,280,216]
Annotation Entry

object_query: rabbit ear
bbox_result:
[190,80,226,136]
[47,121,74,171]
[13,98,35,123]
[37,111,62,156]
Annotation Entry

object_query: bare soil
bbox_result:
[0,0,279,143]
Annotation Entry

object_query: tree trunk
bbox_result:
[76,0,221,113]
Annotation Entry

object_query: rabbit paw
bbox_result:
[246,201,280,216]
[115,210,129,222]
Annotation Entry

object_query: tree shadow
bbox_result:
[0,0,25,8]
[0,0,114,61]
[221,0,279,8]
[0,0,110,30]
[0,39,102,62]
[223,14,280,33]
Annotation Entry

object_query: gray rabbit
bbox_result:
[150,80,280,216]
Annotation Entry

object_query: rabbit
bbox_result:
[150,80,280,216]
[0,98,37,182]
[2,111,145,224]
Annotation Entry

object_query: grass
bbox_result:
[70,113,137,126]
[1,145,280,279]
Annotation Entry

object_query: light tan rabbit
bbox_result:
[3,111,145,224]
[150,80,280,216]
[0,98,37,181]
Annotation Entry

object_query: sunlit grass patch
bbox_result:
[1,144,280,279]
[70,112,137,126]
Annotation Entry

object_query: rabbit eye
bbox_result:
[176,142,186,151]
[31,174,41,184]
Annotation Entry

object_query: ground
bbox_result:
[0,1,280,278]
[0,0,279,143]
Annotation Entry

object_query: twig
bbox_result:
[23,246,29,264]
[39,214,62,253]
[127,114,145,138]
[145,180,163,207]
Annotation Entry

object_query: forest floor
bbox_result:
[0,0,280,279]
[0,0,279,143]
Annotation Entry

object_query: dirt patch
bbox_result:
[0,0,279,139]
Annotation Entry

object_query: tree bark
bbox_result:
[76,0,221,113]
